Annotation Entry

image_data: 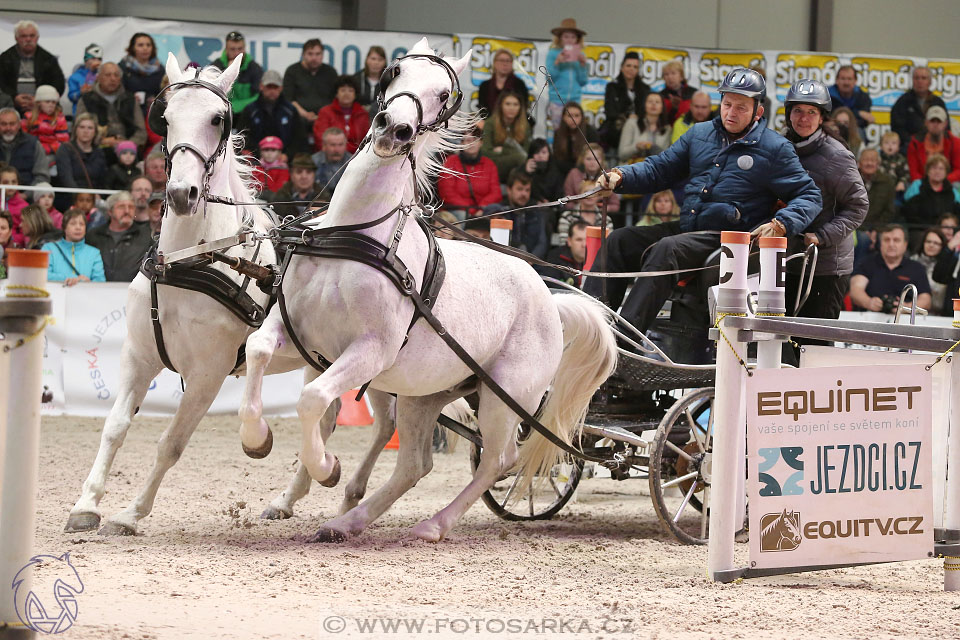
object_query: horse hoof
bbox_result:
[98,521,137,536]
[242,427,273,459]
[309,527,349,543]
[260,505,293,520]
[319,456,341,488]
[64,512,101,533]
[411,521,444,543]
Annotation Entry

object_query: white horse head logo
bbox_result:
[12,552,84,634]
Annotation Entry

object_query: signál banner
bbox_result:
[747,364,933,570]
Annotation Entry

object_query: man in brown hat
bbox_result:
[545,18,588,129]
[268,153,324,218]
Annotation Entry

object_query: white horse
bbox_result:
[239,37,618,543]
[64,54,398,536]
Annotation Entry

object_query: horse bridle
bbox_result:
[148,67,234,216]
[373,53,463,156]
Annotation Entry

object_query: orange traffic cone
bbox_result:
[336,390,374,426]
[384,429,399,450]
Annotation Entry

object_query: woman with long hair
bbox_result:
[562,142,620,213]
[119,32,164,114]
[638,189,679,226]
[910,227,947,313]
[19,203,62,250]
[830,106,862,157]
[354,46,387,115]
[544,18,588,130]
[522,138,564,203]
[54,113,108,211]
[481,91,530,182]
[602,51,650,151]
[551,101,598,175]
[618,92,672,163]
[44,207,106,285]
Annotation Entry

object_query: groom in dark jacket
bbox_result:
[584,68,821,333]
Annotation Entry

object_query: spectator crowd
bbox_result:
[1,16,958,327]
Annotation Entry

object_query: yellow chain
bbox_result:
[926,320,960,370]
[3,316,54,353]
[5,284,49,298]
[714,312,751,375]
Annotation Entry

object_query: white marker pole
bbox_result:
[489,218,512,246]
[0,249,51,637]
[945,299,960,591]
[756,236,786,369]
[708,231,750,581]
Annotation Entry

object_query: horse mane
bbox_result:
[760,514,784,539]
[410,109,481,205]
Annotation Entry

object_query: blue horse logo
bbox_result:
[12,553,84,634]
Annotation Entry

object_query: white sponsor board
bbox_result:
[747,364,933,569]
[40,282,303,417]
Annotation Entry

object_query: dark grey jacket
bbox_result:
[788,129,868,276]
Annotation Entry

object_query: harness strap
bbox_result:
[406,288,608,464]
[149,274,179,373]
[275,250,334,373]
[274,204,402,242]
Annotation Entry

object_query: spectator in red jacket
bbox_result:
[21,84,68,156]
[437,129,502,219]
[907,106,960,183]
[312,75,370,154]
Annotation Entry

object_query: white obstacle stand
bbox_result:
[0,250,52,639]
[707,234,960,589]
[489,218,512,246]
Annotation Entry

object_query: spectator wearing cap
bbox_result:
[269,153,323,218]
[891,67,948,153]
[77,62,147,150]
[238,69,307,154]
[68,44,102,114]
[105,140,142,190]
[311,127,351,194]
[313,76,370,154]
[212,31,263,113]
[256,136,289,194]
[21,84,68,157]
[119,32,164,115]
[0,106,49,185]
[907,105,960,183]
[0,20,65,115]
[283,38,338,125]
[147,190,164,235]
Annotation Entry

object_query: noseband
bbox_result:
[373,53,463,157]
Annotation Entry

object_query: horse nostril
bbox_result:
[394,124,413,142]
[188,186,199,203]
[373,112,390,131]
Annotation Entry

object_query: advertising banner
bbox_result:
[747,364,933,569]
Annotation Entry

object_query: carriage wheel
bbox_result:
[470,437,584,521]
[649,387,716,545]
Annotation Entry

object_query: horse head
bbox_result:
[370,37,472,158]
[13,553,85,633]
[780,509,801,544]
[159,52,242,215]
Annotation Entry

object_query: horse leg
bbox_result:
[65,348,160,532]
[339,389,397,514]
[411,391,526,542]
[98,373,227,536]
[311,393,444,542]
[238,312,287,458]
[295,344,385,486]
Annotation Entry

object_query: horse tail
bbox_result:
[514,293,617,496]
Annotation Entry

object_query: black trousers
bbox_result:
[782,272,850,365]
[583,221,721,333]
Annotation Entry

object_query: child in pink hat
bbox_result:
[257,136,289,195]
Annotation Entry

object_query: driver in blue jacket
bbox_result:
[584,68,822,333]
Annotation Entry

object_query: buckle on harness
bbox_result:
[150,307,160,321]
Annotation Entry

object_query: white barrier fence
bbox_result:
[40,281,303,417]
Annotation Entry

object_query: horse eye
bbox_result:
[439,91,450,103]
[211,114,223,127]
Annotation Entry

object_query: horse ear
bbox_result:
[216,53,244,94]
[165,52,182,85]
[410,37,431,54]
[450,49,472,77]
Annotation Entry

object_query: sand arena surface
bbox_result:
[27,415,959,639]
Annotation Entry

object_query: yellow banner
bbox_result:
[698,52,766,91]
[850,56,914,95]
[774,53,841,91]
[469,37,538,76]
[625,46,690,88]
